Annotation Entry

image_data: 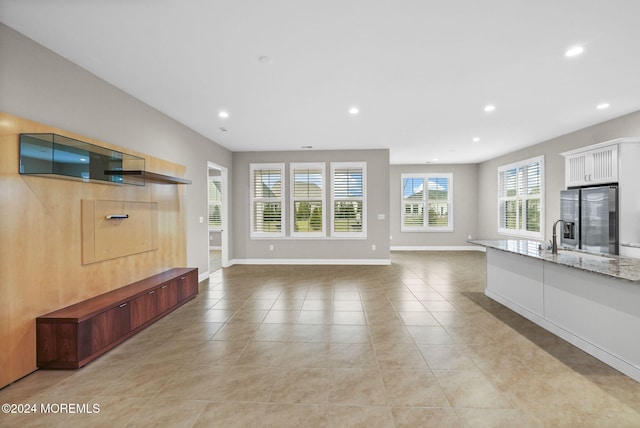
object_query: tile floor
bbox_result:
[1,251,640,427]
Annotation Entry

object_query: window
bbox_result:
[250,163,285,238]
[401,173,453,232]
[208,176,222,230]
[498,156,544,239]
[331,162,366,238]
[290,163,325,237]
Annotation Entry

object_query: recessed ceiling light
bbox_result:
[472,137,480,142]
[433,158,439,162]
[349,107,359,115]
[484,105,496,113]
[218,111,229,119]
[565,45,584,57]
[596,103,610,110]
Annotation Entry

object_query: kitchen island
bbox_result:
[471,240,640,382]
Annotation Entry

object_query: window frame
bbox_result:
[250,163,285,239]
[330,162,367,239]
[400,173,454,232]
[290,162,326,238]
[497,155,545,240]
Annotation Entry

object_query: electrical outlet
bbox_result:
[468,235,472,240]
[372,244,376,251]
[199,216,204,224]
[269,244,274,251]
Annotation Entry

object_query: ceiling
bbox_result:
[2,1,640,164]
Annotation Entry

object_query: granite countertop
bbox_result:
[470,239,640,283]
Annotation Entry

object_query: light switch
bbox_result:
[199,216,204,224]
[377,214,385,220]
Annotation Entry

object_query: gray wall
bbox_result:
[389,164,479,248]
[477,110,640,242]
[232,149,390,263]
[0,23,232,277]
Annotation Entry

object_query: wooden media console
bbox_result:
[36,268,198,369]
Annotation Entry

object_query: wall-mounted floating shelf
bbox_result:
[19,133,145,185]
[104,170,192,185]
[19,133,190,185]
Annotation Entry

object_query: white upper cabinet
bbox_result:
[561,138,640,188]
[563,144,618,187]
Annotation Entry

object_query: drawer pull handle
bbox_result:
[148,290,155,294]
[118,303,127,308]
[105,214,129,220]
[180,277,186,280]
[161,285,167,289]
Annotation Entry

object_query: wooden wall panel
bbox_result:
[0,112,187,388]
[82,200,158,264]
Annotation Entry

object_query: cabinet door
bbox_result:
[589,145,618,184]
[178,271,198,302]
[157,280,179,313]
[566,145,618,187]
[566,153,589,187]
[90,303,130,353]
[130,291,158,330]
[36,321,78,365]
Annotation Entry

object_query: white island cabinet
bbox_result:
[475,240,640,382]
[486,245,544,318]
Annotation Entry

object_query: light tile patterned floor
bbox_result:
[2,251,640,427]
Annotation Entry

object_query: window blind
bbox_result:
[291,163,325,236]
[251,164,285,237]
[332,163,365,236]
[498,156,544,238]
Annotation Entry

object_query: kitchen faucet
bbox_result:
[551,219,566,254]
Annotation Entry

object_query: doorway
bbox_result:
[207,162,228,273]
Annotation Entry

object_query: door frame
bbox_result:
[207,161,230,269]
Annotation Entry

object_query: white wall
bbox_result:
[0,23,232,277]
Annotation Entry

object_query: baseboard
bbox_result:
[390,245,486,252]
[230,258,391,266]
[198,271,211,282]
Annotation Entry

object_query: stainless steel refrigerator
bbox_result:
[560,185,619,254]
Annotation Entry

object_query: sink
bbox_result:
[557,250,614,262]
